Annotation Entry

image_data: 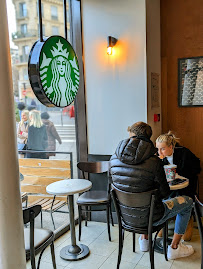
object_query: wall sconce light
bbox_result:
[107,36,117,55]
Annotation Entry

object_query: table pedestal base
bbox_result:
[154,238,172,254]
[60,244,90,261]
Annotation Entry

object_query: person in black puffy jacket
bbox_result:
[110,122,194,260]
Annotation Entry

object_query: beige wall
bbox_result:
[82,0,148,155]
[82,0,162,154]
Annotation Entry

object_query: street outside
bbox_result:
[48,111,78,178]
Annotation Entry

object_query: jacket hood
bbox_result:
[115,136,157,165]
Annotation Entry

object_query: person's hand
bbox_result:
[159,155,164,160]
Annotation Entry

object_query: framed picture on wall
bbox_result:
[178,56,203,107]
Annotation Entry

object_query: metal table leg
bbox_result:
[60,195,90,261]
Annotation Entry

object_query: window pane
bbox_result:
[51,6,58,20]
[20,24,27,34]
[19,2,27,17]
[22,45,29,55]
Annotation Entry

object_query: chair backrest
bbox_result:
[111,184,157,229]
[77,161,109,177]
[23,205,41,224]
[77,161,110,192]
[195,195,203,217]
[194,195,203,268]
[23,205,42,269]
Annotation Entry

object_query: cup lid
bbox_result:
[164,164,177,168]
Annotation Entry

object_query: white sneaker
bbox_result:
[139,236,149,252]
[167,243,194,260]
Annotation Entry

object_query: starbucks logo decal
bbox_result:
[28,36,80,107]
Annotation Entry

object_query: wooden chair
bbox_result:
[77,161,114,241]
[23,205,56,269]
[111,185,168,269]
[194,195,203,269]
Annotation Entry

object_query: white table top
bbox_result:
[46,179,92,196]
[169,175,189,190]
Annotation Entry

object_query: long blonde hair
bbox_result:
[156,131,180,148]
[29,110,43,128]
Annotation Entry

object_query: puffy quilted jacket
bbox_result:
[110,136,171,226]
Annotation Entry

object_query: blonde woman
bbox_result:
[156,131,201,199]
[17,110,29,150]
[27,110,48,159]
[156,131,201,241]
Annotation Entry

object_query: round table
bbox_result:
[155,175,189,254]
[46,179,92,261]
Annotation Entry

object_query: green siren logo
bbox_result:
[39,36,79,107]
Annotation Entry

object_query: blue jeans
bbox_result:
[153,196,193,234]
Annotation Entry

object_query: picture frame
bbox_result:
[178,56,203,107]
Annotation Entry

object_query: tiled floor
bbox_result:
[27,221,201,269]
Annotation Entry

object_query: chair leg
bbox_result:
[163,225,168,261]
[25,196,28,208]
[117,227,124,269]
[30,254,36,269]
[85,206,88,226]
[194,204,203,269]
[149,232,155,269]
[50,211,56,230]
[78,205,82,241]
[109,200,114,226]
[88,206,91,221]
[40,211,43,228]
[37,248,46,269]
[50,196,56,230]
[133,232,136,253]
[106,204,111,241]
[50,242,57,269]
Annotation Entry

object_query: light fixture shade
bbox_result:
[107,36,117,48]
[107,36,117,55]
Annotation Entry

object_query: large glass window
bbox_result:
[7,0,77,234]
[51,6,58,20]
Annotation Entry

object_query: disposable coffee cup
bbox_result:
[164,164,177,182]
